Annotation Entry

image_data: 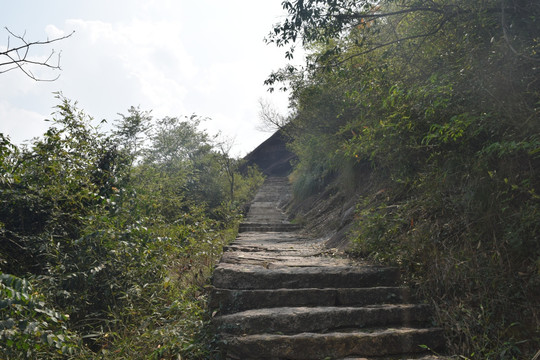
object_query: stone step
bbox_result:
[252,193,288,201]
[238,223,302,232]
[245,203,288,217]
[214,304,434,336]
[222,327,445,360]
[212,263,400,290]
[210,286,410,315]
[339,356,449,360]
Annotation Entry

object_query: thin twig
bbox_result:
[0,27,74,81]
[500,0,540,62]
[332,18,449,67]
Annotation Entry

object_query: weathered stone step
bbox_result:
[251,192,288,201]
[210,286,410,315]
[238,223,302,232]
[221,254,356,267]
[245,206,288,222]
[223,327,445,360]
[246,202,286,210]
[212,263,400,290]
[231,231,314,245]
[339,356,449,360]
[214,304,433,335]
[222,244,304,253]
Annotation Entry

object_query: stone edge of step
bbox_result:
[212,263,401,290]
[209,286,411,315]
[213,304,435,336]
[222,327,445,360]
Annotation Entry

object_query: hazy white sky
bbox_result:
[0,0,300,156]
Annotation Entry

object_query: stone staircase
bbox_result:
[210,177,445,359]
[238,177,301,233]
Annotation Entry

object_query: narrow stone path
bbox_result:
[210,177,445,360]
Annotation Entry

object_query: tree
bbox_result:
[145,115,211,166]
[215,138,241,203]
[265,0,540,89]
[0,27,74,81]
[114,106,153,166]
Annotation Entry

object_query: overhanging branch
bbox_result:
[0,27,75,81]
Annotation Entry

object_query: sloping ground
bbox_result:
[286,162,376,251]
[210,177,447,360]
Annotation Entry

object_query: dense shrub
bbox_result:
[0,95,263,358]
[0,273,81,359]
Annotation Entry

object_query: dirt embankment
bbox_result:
[285,161,376,251]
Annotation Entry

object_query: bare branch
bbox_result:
[0,27,75,81]
[500,0,540,62]
[256,98,289,132]
[332,17,449,67]
[334,6,447,22]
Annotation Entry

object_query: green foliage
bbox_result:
[1,273,81,359]
[274,0,540,358]
[0,96,262,358]
[94,215,238,360]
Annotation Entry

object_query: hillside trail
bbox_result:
[210,177,447,360]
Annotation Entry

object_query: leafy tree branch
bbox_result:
[264,0,540,90]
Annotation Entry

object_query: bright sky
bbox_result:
[0,0,300,156]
